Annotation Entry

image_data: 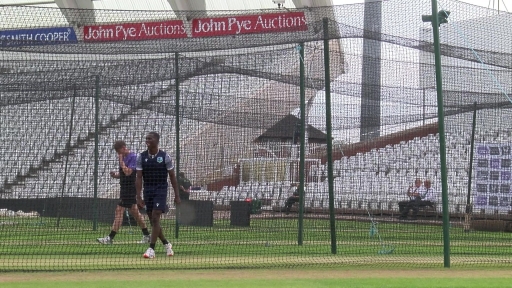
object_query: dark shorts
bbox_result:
[144,189,168,213]
[118,197,137,208]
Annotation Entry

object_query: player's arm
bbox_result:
[169,169,181,204]
[135,171,144,207]
[135,154,144,206]
[119,154,134,176]
[406,185,413,196]
[412,187,423,197]
[120,163,132,176]
[165,154,181,204]
[136,171,143,196]
[110,171,120,179]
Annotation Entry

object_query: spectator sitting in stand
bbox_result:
[178,172,192,201]
[284,183,300,215]
[399,179,436,220]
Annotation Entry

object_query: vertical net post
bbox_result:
[56,84,76,228]
[429,0,450,268]
[323,18,337,255]
[464,101,478,232]
[174,52,181,239]
[298,42,306,246]
[93,75,100,231]
[422,88,426,126]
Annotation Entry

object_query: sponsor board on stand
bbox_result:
[474,143,512,211]
[0,27,77,47]
[83,20,187,42]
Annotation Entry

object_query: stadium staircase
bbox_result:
[1,58,224,194]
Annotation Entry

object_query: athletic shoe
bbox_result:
[165,243,174,256]
[139,235,150,244]
[97,236,112,244]
[143,247,155,259]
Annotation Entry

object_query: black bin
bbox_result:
[178,200,214,227]
[230,201,251,227]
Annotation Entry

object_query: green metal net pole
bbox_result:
[93,75,100,231]
[323,18,337,255]
[430,0,451,268]
[174,52,181,239]
[298,42,306,246]
[56,85,76,228]
[464,101,477,232]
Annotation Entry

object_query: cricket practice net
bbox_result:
[1,0,512,271]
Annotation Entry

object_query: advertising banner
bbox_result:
[474,143,512,211]
[0,27,77,47]
[191,12,307,37]
[83,20,186,42]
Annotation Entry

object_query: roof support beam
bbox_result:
[167,0,207,19]
[292,0,332,8]
[292,0,345,75]
[0,0,54,6]
[54,0,96,26]
[292,0,336,33]
[167,0,207,37]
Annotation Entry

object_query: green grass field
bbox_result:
[2,268,512,288]
[1,214,512,271]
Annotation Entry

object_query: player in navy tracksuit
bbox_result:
[136,132,181,258]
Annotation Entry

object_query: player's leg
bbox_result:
[142,193,156,258]
[142,192,173,257]
[146,194,163,245]
[284,197,293,214]
[129,204,150,243]
[143,209,172,257]
[152,192,173,256]
[150,209,163,242]
[398,201,407,214]
[112,204,125,232]
[410,200,421,220]
[142,208,157,258]
[129,204,148,229]
[97,204,124,244]
[152,210,174,256]
[399,201,412,219]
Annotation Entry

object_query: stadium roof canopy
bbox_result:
[0,0,334,29]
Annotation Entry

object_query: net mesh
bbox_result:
[1,0,512,271]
